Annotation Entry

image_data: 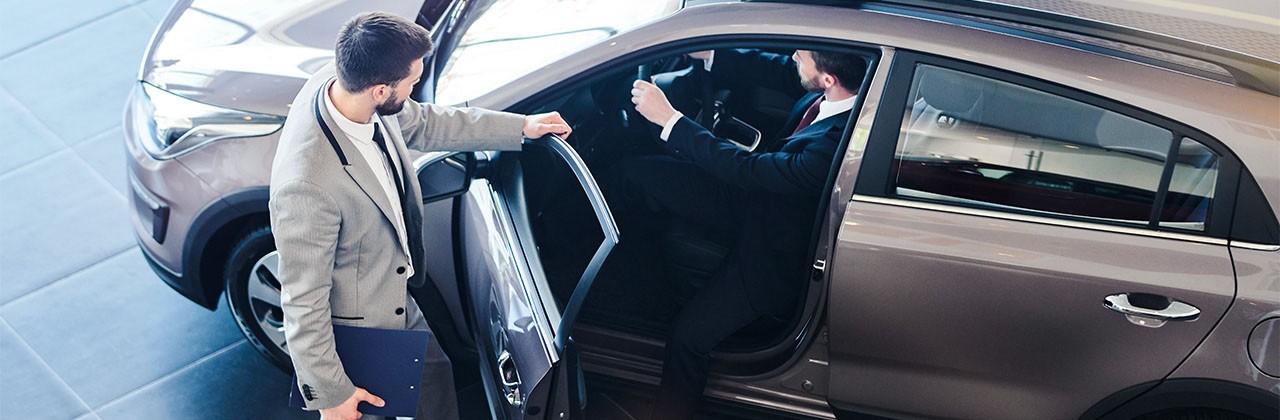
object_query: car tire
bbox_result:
[224,225,292,372]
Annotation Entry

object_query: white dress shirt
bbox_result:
[659,51,856,141]
[324,80,414,279]
[659,94,856,141]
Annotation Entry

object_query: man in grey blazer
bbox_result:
[269,12,571,420]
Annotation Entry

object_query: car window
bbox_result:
[1161,137,1219,230]
[434,0,681,105]
[891,64,1219,231]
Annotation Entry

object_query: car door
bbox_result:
[450,136,618,420]
[825,52,1238,419]
[406,0,493,371]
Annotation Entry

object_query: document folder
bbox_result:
[289,324,431,417]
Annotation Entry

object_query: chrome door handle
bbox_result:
[1104,293,1200,327]
[496,351,522,407]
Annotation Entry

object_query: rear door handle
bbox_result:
[1104,293,1199,327]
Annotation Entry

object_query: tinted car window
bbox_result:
[1161,137,1219,231]
[890,64,1217,230]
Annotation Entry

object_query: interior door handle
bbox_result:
[496,351,522,407]
[1104,293,1200,327]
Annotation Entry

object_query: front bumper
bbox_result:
[125,82,227,310]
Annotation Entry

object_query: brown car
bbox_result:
[125,0,1279,418]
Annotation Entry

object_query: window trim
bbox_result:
[851,194,1229,247]
[856,50,1244,240]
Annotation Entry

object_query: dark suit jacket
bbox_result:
[662,49,851,314]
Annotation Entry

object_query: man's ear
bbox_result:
[822,74,838,90]
[370,84,390,102]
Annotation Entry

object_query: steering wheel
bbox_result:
[626,56,709,142]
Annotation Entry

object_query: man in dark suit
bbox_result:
[628,48,866,419]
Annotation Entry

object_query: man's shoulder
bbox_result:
[271,121,345,199]
[272,64,345,185]
[777,113,849,153]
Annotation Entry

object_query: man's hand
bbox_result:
[630,80,677,126]
[320,387,384,420]
[523,111,572,139]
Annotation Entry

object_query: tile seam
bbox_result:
[0,317,95,417]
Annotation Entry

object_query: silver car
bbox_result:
[125,0,1280,418]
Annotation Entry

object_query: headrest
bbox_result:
[918,68,983,113]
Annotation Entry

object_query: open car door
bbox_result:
[449,135,618,419]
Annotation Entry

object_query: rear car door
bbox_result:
[825,52,1238,419]
[456,136,618,419]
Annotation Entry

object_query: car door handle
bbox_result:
[496,351,522,407]
[1104,293,1200,327]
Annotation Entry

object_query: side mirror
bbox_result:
[416,152,476,204]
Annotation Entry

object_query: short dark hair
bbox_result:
[810,51,867,92]
[335,12,434,93]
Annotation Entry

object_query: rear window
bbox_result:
[434,0,681,105]
[892,64,1219,231]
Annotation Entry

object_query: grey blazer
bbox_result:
[268,64,524,410]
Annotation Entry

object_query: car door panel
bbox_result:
[826,51,1237,419]
[417,152,479,349]
[460,177,557,419]
[460,135,619,419]
[827,199,1233,419]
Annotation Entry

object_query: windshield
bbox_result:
[434,0,681,105]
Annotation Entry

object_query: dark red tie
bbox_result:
[792,96,824,135]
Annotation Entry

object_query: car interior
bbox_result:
[501,44,877,362]
[893,64,1218,230]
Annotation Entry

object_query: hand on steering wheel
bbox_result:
[631,79,678,127]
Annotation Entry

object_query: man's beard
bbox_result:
[800,73,824,93]
[375,90,407,115]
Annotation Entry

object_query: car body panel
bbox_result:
[140,0,419,117]
[1170,245,1280,391]
[460,177,558,418]
[125,83,226,276]
[828,198,1235,419]
[419,175,472,347]
[173,133,280,200]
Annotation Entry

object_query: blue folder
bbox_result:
[289,324,431,417]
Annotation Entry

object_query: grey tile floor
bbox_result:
[0,1,311,419]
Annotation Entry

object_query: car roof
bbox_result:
[474,1,1278,217]
[983,0,1279,62]
[743,0,1280,96]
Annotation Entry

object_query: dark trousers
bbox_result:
[616,157,767,420]
[653,252,763,419]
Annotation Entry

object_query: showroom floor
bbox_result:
[0,0,314,418]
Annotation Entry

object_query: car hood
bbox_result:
[140,0,423,116]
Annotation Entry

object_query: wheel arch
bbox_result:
[185,187,271,310]
[1082,378,1278,420]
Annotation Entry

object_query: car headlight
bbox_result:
[134,82,285,159]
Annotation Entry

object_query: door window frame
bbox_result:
[855,50,1245,241]
[499,34,883,371]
